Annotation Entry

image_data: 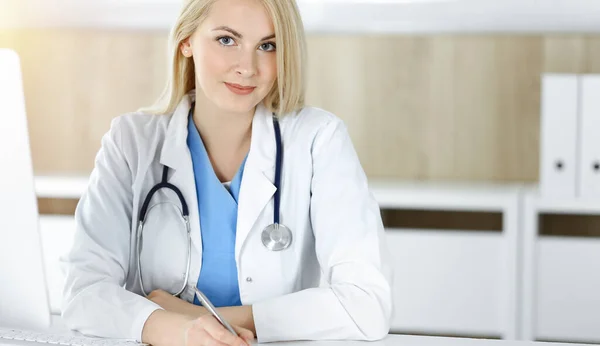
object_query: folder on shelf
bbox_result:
[539,74,580,198]
[578,74,600,197]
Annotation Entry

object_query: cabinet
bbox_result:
[521,192,600,343]
[370,181,522,339]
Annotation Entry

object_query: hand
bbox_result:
[148,289,206,319]
[142,310,254,346]
[185,314,254,346]
[147,290,257,337]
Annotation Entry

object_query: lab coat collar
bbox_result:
[159,91,194,170]
[236,102,278,259]
[159,91,278,260]
[159,91,276,173]
[158,91,202,274]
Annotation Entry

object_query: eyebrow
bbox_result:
[212,26,275,41]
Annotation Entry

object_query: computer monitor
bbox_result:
[0,49,52,331]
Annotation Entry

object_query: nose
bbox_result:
[235,49,257,78]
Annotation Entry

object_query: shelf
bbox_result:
[34,175,89,199]
[2,0,600,33]
[524,187,600,214]
[370,180,523,211]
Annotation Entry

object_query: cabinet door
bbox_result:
[386,229,506,337]
[536,236,600,343]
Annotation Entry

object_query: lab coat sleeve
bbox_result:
[252,117,393,342]
[61,116,162,341]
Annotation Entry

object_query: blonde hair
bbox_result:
[140,0,306,116]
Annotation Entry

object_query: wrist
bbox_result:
[142,309,194,346]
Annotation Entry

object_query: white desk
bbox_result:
[0,331,589,346]
[267,335,588,346]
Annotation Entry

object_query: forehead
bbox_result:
[204,0,274,36]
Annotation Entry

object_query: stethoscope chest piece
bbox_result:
[261,223,292,251]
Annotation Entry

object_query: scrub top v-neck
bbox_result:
[186,115,247,307]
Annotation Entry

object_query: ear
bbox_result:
[180,38,193,57]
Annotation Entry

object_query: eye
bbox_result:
[217,36,236,46]
[259,42,276,52]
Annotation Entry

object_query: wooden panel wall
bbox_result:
[2,29,600,182]
[0,29,168,173]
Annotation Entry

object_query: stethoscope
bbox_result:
[136,105,292,297]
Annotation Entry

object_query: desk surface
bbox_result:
[0,334,588,346]
[270,335,583,346]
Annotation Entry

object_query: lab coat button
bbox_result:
[246,277,253,283]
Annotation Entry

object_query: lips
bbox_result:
[224,82,256,95]
[227,82,255,90]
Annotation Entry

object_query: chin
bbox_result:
[217,96,262,114]
[219,102,256,115]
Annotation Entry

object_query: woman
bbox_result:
[61,0,392,345]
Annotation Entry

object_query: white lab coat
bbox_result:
[61,92,393,343]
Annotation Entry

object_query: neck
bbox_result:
[192,92,254,154]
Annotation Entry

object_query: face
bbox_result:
[181,0,278,115]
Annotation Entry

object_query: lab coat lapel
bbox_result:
[236,103,277,260]
[159,93,203,259]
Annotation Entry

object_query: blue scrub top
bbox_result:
[187,115,247,307]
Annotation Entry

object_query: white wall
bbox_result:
[1,0,600,33]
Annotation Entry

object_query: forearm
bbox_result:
[252,284,390,342]
[217,305,255,335]
[62,281,163,341]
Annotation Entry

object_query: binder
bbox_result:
[578,75,600,197]
[539,74,580,198]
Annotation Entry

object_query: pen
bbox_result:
[194,287,238,337]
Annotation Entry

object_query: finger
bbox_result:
[200,316,249,346]
[186,326,227,346]
[232,326,254,342]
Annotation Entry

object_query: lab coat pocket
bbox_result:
[137,201,189,295]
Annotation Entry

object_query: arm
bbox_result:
[251,117,393,342]
[61,116,162,341]
[61,117,255,346]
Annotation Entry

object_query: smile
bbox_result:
[224,82,256,95]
